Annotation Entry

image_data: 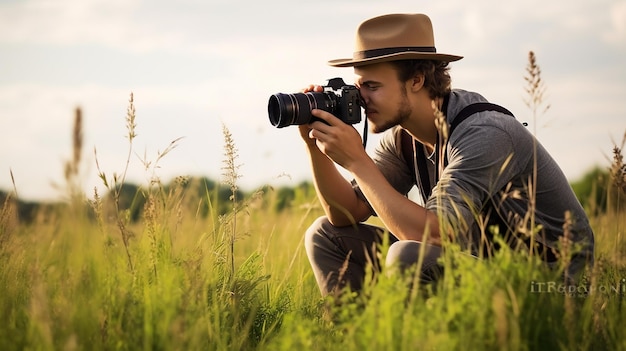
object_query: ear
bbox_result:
[409,73,425,92]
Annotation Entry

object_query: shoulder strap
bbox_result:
[449,102,514,135]
[444,102,516,167]
[401,101,517,201]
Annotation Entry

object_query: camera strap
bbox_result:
[362,118,369,149]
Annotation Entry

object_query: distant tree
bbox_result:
[101,183,145,223]
[263,181,317,212]
[160,176,244,218]
[0,190,51,224]
[274,186,296,212]
[570,167,625,214]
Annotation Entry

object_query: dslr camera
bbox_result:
[268,78,362,128]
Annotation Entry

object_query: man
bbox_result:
[300,13,594,296]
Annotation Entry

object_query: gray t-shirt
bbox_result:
[353,89,594,261]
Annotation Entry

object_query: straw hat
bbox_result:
[328,13,463,67]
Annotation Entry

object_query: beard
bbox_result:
[369,89,412,134]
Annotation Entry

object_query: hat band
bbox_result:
[354,46,437,60]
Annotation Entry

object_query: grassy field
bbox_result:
[1,60,625,349]
[1,129,625,350]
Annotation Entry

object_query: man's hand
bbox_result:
[296,84,367,171]
[308,109,367,171]
[297,85,323,145]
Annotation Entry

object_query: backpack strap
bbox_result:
[449,103,514,135]
[401,101,538,257]
[443,103,515,167]
[400,101,516,202]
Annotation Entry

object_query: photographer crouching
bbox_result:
[268,13,594,297]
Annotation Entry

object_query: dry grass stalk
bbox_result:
[523,51,551,257]
[221,123,242,280]
[332,251,352,299]
[609,130,626,263]
[0,188,16,250]
[171,175,189,241]
[116,209,134,271]
[96,92,184,273]
[116,94,138,272]
[610,130,626,195]
[558,211,573,278]
[126,93,137,140]
[432,99,449,179]
[139,137,184,174]
[57,107,85,204]
[89,186,106,237]
[67,107,83,179]
[94,93,138,272]
[144,193,159,279]
[432,99,448,142]
[523,51,551,125]
[221,124,242,197]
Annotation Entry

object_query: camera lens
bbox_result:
[268,92,335,128]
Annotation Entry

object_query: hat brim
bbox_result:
[328,52,463,67]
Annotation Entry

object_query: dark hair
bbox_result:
[389,60,452,99]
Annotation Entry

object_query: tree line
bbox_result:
[0,176,316,224]
[1,167,623,225]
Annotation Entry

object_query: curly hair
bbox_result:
[389,60,452,99]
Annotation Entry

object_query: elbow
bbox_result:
[401,209,441,244]
[425,211,442,244]
[401,226,441,245]
[325,205,368,227]
[326,211,360,227]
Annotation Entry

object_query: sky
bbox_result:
[1,0,625,202]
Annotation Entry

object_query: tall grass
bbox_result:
[221,123,242,281]
[1,73,625,351]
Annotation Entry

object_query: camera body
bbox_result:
[268,77,362,128]
[321,78,362,125]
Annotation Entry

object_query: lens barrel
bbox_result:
[268,92,335,128]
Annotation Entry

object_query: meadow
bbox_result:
[1,54,626,350]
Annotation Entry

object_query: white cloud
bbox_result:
[1,0,133,42]
[604,1,626,46]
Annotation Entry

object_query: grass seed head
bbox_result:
[610,131,626,194]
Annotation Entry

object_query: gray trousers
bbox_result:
[304,216,444,296]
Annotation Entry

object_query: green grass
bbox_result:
[1,175,625,350]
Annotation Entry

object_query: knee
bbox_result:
[304,216,333,253]
[386,241,445,286]
[386,240,423,270]
[305,216,331,240]
[386,241,442,272]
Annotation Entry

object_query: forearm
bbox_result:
[350,157,441,244]
[306,145,370,226]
